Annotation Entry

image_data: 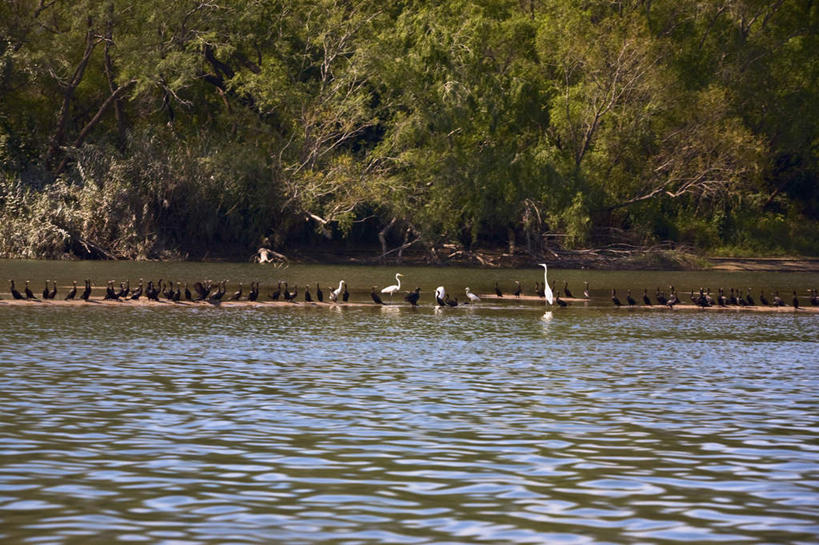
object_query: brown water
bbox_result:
[1,260,818,544]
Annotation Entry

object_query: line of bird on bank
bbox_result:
[5,278,819,310]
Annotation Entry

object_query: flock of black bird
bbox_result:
[5,278,818,310]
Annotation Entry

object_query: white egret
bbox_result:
[381,273,403,300]
[464,287,480,304]
[538,264,554,305]
[434,286,446,306]
[330,280,345,302]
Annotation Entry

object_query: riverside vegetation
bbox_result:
[1,0,817,261]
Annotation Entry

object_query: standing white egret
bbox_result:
[380,273,403,300]
[330,280,345,302]
[538,264,554,305]
[434,286,446,306]
[464,287,480,304]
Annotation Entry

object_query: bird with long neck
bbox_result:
[370,286,385,305]
[465,287,480,304]
[404,287,421,306]
[380,273,403,301]
[9,280,24,300]
[329,280,344,302]
[538,264,554,305]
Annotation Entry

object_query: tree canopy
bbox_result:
[1,0,817,260]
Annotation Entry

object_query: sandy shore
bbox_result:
[1,296,816,313]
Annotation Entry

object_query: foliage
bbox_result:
[0,0,816,259]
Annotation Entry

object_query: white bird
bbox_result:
[380,273,403,300]
[434,286,446,306]
[465,287,480,304]
[539,263,554,305]
[330,280,345,302]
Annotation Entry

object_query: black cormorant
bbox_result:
[65,281,77,301]
[404,287,421,306]
[370,287,385,305]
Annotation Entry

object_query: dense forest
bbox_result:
[1,0,817,261]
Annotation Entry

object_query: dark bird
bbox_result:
[759,290,770,306]
[104,280,118,300]
[65,281,77,301]
[494,281,503,297]
[773,291,784,307]
[270,281,282,301]
[642,288,652,306]
[611,289,621,307]
[445,294,458,307]
[208,280,227,303]
[626,289,636,306]
[131,280,144,300]
[555,290,568,307]
[24,281,38,300]
[316,283,323,303]
[513,281,522,297]
[370,286,385,305]
[172,282,181,302]
[404,287,421,306]
[283,283,297,302]
[729,288,738,306]
[583,281,590,299]
[697,289,711,308]
[792,290,799,309]
[810,289,818,306]
[48,280,57,299]
[304,285,313,302]
[80,279,91,301]
[42,281,50,300]
[434,286,446,307]
[655,288,667,306]
[163,280,175,300]
[184,282,192,301]
[535,281,545,298]
[115,280,129,299]
[563,281,573,299]
[745,288,755,306]
[146,280,159,301]
[229,283,243,301]
[248,281,259,302]
[666,287,678,308]
[10,280,24,300]
[342,283,349,302]
[718,288,727,307]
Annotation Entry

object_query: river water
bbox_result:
[1,260,818,544]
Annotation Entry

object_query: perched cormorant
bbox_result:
[759,290,770,306]
[697,289,710,308]
[792,290,799,309]
[404,287,421,306]
[42,281,50,300]
[729,288,738,306]
[24,281,38,300]
[248,282,259,302]
[718,288,727,307]
[494,281,503,297]
[666,288,678,308]
[131,280,144,300]
[9,280,24,300]
[445,294,458,307]
[655,288,667,306]
[316,283,323,303]
[626,289,636,306]
[563,281,573,299]
[115,280,129,299]
[611,289,621,306]
[65,281,77,301]
[535,281,545,298]
[48,280,57,299]
[370,286,385,305]
[773,291,784,307]
[811,289,818,306]
[80,279,91,301]
[284,284,298,302]
[342,283,349,302]
[104,280,118,300]
[555,290,568,307]
[184,283,192,301]
[513,281,522,297]
[229,283,243,301]
[270,281,282,301]
[745,288,755,306]
[642,288,652,306]
[304,285,313,302]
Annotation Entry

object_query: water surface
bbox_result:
[1,261,818,544]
